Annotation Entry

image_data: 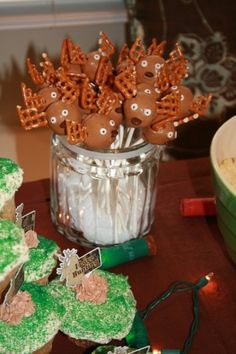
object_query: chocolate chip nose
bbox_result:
[112,130,118,138]
[145,71,154,78]
[131,117,142,126]
[59,121,66,133]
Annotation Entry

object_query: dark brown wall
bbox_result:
[135,0,236,158]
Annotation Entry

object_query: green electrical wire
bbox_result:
[141,274,212,354]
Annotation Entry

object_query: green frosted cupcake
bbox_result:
[0,220,28,299]
[48,269,136,347]
[0,158,23,221]
[0,282,65,354]
[24,233,60,285]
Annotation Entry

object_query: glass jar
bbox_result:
[50,134,162,247]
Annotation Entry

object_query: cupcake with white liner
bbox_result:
[47,269,136,348]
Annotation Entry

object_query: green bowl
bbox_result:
[210,115,236,264]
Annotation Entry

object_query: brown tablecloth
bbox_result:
[16,157,236,354]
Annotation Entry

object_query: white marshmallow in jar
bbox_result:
[50,134,161,247]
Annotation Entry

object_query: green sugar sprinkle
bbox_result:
[0,158,23,209]
[0,282,65,354]
[48,270,136,344]
[0,220,28,277]
[24,235,59,282]
[0,158,20,178]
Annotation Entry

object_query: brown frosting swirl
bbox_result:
[74,272,108,304]
[0,291,35,325]
[24,230,39,248]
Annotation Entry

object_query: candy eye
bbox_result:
[155,63,161,70]
[144,109,152,116]
[51,91,57,99]
[167,131,174,138]
[109,119,115,127]
[131,103,138,111]
[94,54,100,60]
[144,89,151,94]
[141,60,148,67]
[100,128,107,135]
[62,109,69,117]
[50,116,57,124]
[180,94,184,101]
[155,88,160,94]
[171,85,178,90]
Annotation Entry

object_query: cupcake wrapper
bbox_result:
[0,197,16,222]
[68,335,96,349]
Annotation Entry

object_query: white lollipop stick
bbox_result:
[124,127,135,148]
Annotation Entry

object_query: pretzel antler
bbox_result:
[147,38,166,56]
[166,43,188,86]
[96,88,116,115]
[26,58,45,86]
[154,64,170,95]
[117,43,130,67]
[129,37,145,63]
[40,53,57,85]
[66,119,87,145]
[95,56,113,87]
[190,94,212,116]
[80,78,97,110]
[56,68,80,104]
[156,91,181,117]
[16,105,48,130]
[98,31,115,57]
[114,65,137,99]
[21,83,46,111]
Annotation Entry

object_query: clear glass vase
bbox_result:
[50,134,162,247]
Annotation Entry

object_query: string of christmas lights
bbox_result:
[126,272,214,354]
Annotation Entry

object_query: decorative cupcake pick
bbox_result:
[57,248,102,288]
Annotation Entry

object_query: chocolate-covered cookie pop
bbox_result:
[142,121,176,145]
[83,113,118,149]
[124,93,157,128]
[171,85,194,118]
[37,86,61,111]
[136,55,165,86]
[46,101,81,135]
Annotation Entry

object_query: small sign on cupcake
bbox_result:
[57,248,102,287]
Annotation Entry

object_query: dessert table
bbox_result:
[16,157,236,354]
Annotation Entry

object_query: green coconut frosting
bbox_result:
[48,269,136,344]
[24,235,59,283]
[0,158,23,210]
[0,220,28,282]
[0,282,65,354]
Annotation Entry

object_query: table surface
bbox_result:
[16,157,236,354]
